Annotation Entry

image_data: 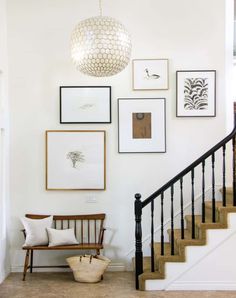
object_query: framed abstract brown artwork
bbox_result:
[118,98,166,153]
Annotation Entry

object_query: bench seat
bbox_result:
[22,243,103,250]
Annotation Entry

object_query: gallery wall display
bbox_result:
[60,86,111,123]
[176,70,216,117]
[46,130,106,190]
[118,98,166,153]
[132,59,169,90]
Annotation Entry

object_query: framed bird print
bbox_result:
[132,59,169,90]
[176,70,216,117]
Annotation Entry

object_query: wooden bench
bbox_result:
[21,213,106,281]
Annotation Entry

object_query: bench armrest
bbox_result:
[21,229,26,239]
[98,228,106,245]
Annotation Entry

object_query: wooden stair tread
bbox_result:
[153,243,171,255]
[141,257,165,277]
[153,243,182,260]
[205,201,236,211]
[185,215,224,229]
[167,228,205,245]
[185,214,214,223]
[139,271,164,281]
[220,187,233,194]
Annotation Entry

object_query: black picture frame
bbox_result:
[176,70,216,117]
[118,98,166,153]
[60,86,112,124]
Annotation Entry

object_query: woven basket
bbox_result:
[67,255,111,283]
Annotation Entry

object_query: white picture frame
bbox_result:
[132,59,169,90]
[118,98,166,153]
[176,70,216,117]
[46,130,106,190]
[60,86,111,123]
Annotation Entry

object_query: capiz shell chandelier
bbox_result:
[71,0,132,77]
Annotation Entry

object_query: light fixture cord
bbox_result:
[99,0,103,16]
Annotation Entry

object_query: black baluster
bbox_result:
[191,169,195,239]
[233,137,236,206]
[151,200,154,272]
[135,193,143,290]
[161,192,164,256]
[171,185,174,255]
[180,178,184,239]
[222,145,226,207]
[202,160,205,223]
[212,153,216,222]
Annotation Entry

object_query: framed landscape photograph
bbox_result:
[60,86,111,123]
[132,59,169,90]
[46,130,106,190]
[118,98,166,153]
[176,70,216,117]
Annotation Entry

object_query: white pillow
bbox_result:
[47,228,79,247]
[21,216,53,247]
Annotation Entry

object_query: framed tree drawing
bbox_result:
[118,98,166,153]
[60,86,111,123]
[176,70,216,117]
[132,59,169,90]
[46,130,106,190]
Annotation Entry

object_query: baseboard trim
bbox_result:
[168,281,236,291]
[11,263,126,273]
[0,270,10,284]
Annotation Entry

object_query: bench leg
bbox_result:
[22,249,30,281]
[30,250,33,273]
[96,249,100,255]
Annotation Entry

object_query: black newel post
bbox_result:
[135,193,143,290]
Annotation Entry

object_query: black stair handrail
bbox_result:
[142,120,236,208]
[134,102,236,290]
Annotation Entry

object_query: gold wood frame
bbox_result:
[45,130,106,191]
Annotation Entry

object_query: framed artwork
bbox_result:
[46,130,106,190]
[118,98,166,153]
[132,59,169,90]
[60,86,111,123]
[176,70,216,117]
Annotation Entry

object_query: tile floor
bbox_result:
[0,272,236,298]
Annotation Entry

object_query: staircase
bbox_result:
[134,103,236,291]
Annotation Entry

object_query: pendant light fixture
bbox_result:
[71,0,132,77]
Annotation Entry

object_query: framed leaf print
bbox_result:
[46,130,106,190]
[118,98,166,153]
[176,70,216,117]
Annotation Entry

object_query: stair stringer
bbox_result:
[145,213,236,291]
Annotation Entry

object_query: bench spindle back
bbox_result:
[25,214,105,245]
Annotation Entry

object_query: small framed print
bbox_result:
[118,98,166,153]
[60,86,111,123]
[176,70,216,117]
[46,130,106,190]
[132,59,169,90]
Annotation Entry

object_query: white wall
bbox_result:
[0,0,10,283]
[226,0,234,131]
[7,0,232,271]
